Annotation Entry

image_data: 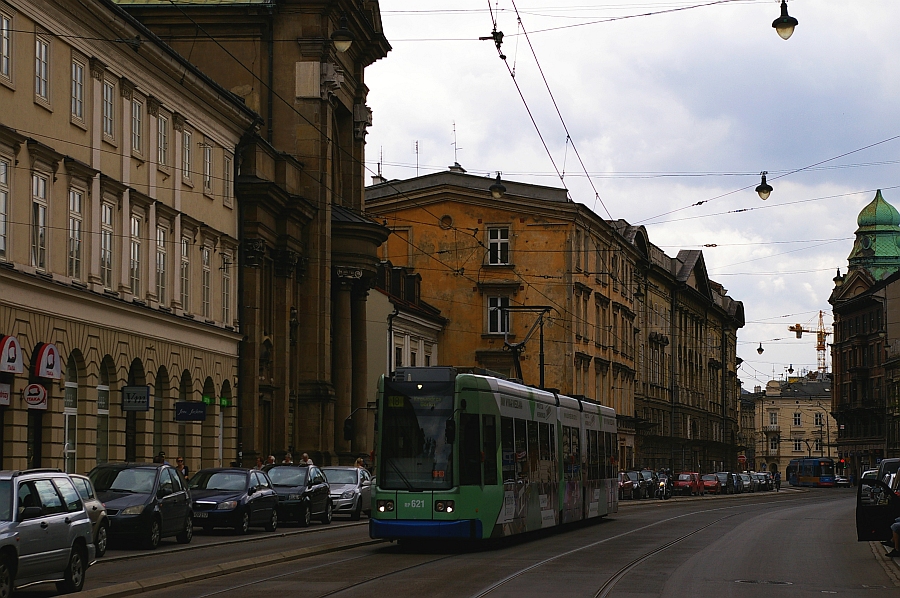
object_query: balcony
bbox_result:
[763,425,780,433]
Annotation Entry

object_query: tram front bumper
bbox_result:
[369,518,483,540]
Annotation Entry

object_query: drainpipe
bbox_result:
[387,306,400,374]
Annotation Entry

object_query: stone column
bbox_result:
[351,288,368,455]
[333,280,353,459]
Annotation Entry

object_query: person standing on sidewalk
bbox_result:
[774,471,781,491]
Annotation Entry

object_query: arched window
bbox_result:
[97,355,114,466]
[64,354,78,473]
[178,370,192,459]
[153,367,169,457]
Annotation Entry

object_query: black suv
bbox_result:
[89,463,193,549]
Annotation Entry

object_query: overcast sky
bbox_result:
[363,0,900,390]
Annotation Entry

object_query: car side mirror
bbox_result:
[157,488,168,499]
[248,486,255,495]
[362,480,371,487]
[20,506,43,520]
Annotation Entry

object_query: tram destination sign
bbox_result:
[122,386,150,411]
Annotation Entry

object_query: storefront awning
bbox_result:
[0,334,24,374]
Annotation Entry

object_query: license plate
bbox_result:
[195,512,208,518]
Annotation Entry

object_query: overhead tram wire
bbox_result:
[508,0,612,220]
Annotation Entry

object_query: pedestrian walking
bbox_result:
[175,456,189,480]
[355,457,365,469]
[300,453,314,465]
[254,456,264,470]
[774,471,781,491]
[282,453,293,464]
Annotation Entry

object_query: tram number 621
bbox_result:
[405,499,426,509]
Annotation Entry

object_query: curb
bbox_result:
[80,538,385,598]
[869,541,900,587]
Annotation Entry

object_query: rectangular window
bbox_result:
[793,412,801,426]
[130,216,141,296]
[793,438,802,452]
[221,253,230,323]
[769,436,778,451]
[101,203,113,288]
[203,144,212,191]
[488,296,509,333]
[769,411,777,426]
[67,189,83,279]
[157,116,168,167]
[394,346,402,368]
[35,37,48,100]
[488,227,509,265]
[102,81,114,138]
[483,415,498,485]
[814,412,824,426]
[182,130,191,179]
[31,174,48,269]
[180,237,190,311]
[131,100,142,153]
[201,246,210,318]
[0,13,10,79]
[223,155,232,206]
[0,159,7,258]
[156,227,167,305]
[71,60,84,120]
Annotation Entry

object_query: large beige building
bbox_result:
[755,376,837,475]
[0,0,258,472]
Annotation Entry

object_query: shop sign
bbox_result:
[23,384,48,410]
[174,401,207,422]
[0,335,23,374]
[122,386,150,411]
[0,382,10,406]
[32,342,61,380]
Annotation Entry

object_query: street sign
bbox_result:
[122,386,150,411]
[738,455,747,463]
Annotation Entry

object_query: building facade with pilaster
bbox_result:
[119,0,392,464]
[0,0,258,472]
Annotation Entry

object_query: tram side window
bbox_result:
[514,418,528,481]
[483,415,498,485]
[604,432,616,479]
[587,430,600,481]
[459,413,482,486]
[501,417,515,483]
[527,421,539,476]
[538,422,550,461]
[563,425,581,481]
[596,429,606,480]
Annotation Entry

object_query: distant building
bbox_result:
[755,376,837,475]
[831,190,900,476]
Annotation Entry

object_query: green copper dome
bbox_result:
[847,189,900,280]
[857,189,900,227]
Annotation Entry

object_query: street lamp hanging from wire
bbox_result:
[772,0,799,40]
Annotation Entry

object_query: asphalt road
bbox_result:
[15,487,900,597]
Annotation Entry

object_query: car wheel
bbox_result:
[176,516,193,544]
[351,500,362,521]
[300,504,311,527]
[57,546,86,593]
[235,511,251,535]
[321,501,333,524]
[0,552,14,598]
[95,523,108,558]
[145,518,161,550]
[265,509,278,532]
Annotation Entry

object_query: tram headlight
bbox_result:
[376,499,394,512]
[434,500,455,513]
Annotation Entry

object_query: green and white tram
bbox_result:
[369,367,618,541]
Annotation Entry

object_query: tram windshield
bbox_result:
[381,380,454,490]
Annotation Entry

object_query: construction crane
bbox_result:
[788,310,832,374]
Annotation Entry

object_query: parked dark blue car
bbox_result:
[189,468,278,534]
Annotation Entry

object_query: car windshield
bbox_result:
[322,469,358,485]
[657,473,668,481]
[381,379,454,491]
[189,472,247,491]
[741,474,751,481]
[90,468,157,493]
[678,474,692,481]
[626,472,640,482]
[0,481,10,521]
[266,467,308,487]
[640,471,653,481]
[715,473,728,482]
[702,474,717,481]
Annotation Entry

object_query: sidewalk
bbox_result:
[870,541,900,587]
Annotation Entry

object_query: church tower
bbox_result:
[847,189,900,280]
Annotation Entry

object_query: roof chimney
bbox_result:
[448,162,466,173]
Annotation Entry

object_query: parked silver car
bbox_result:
[322,467,372,520]
[71,474,109,557]
[0,469,96,594]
